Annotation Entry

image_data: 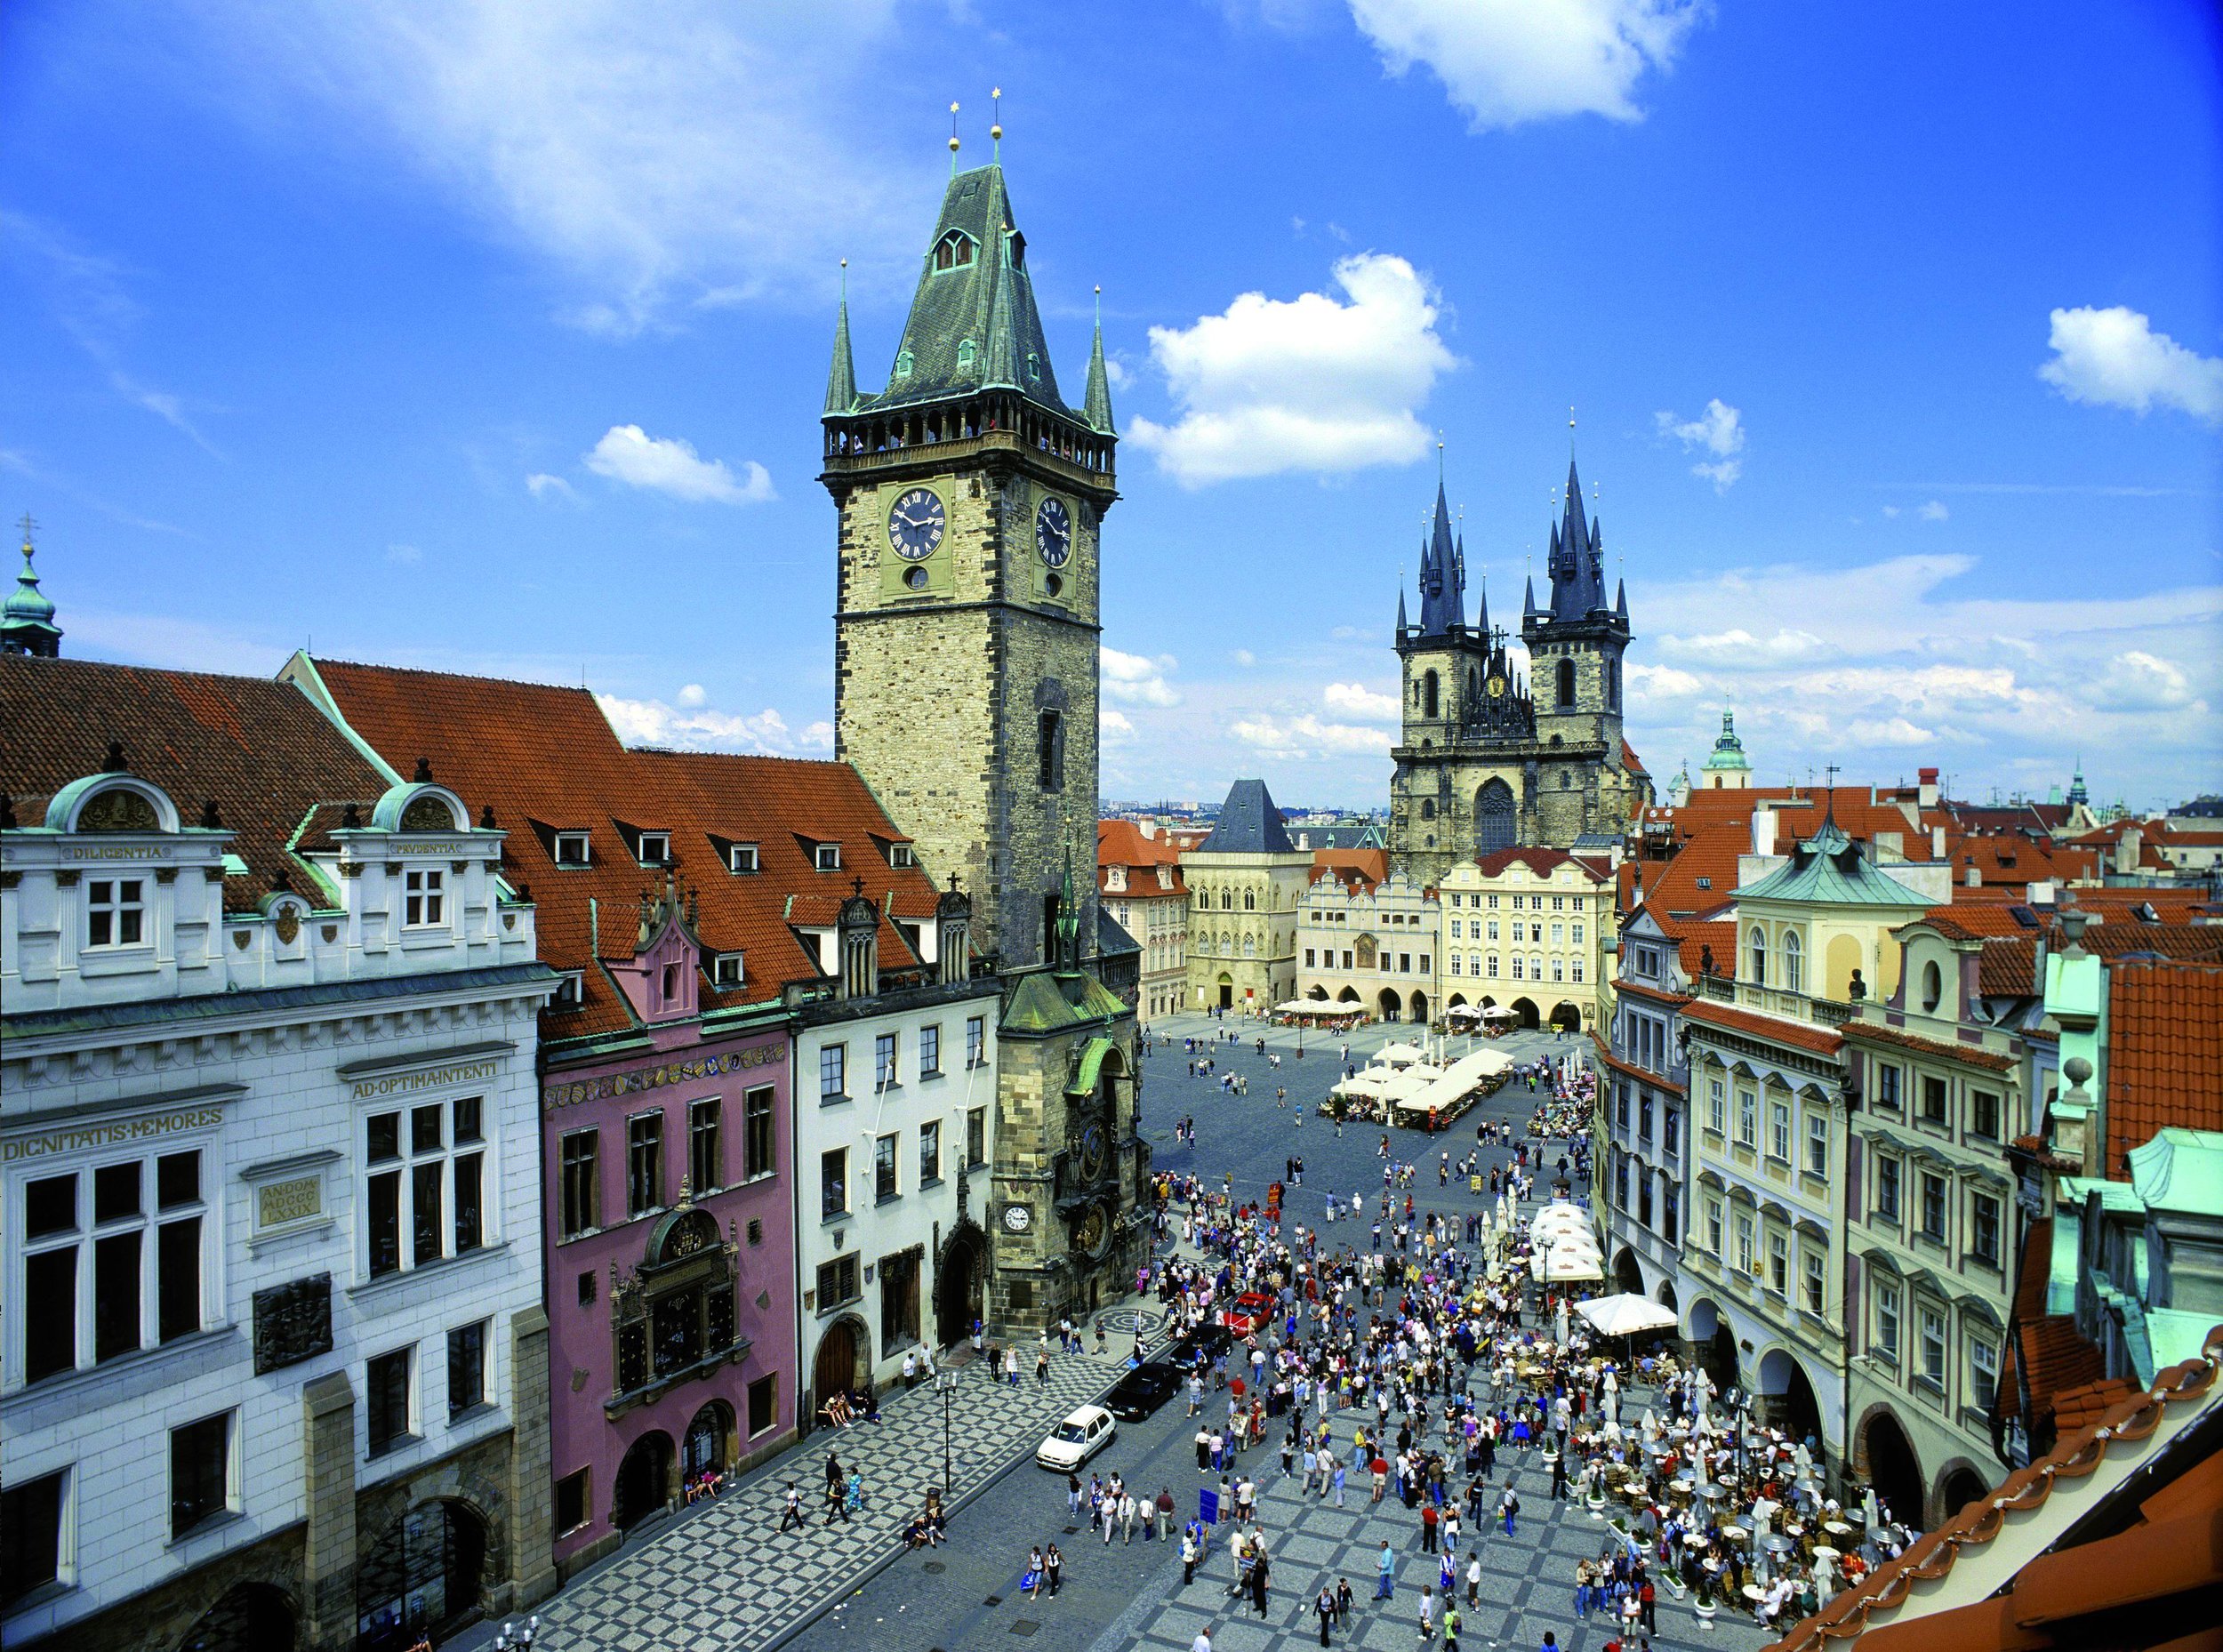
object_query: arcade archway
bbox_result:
[1550,1001,1583,1032]
[1758,1347,1824,1455]
[355,1500,486,1652]
[1510,998,1541,1030]
[936,1223,987,1348]
[1377,988,1402,1021]
[1859,1407,1922,1528]
[1409,991,1429,1024]
[1612,1248,1645,1295]
[614,1431,676,1532]
[813,1314,870,1407]
[1937,1462,1991,1527]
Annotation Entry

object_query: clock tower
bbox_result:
[821,156,1145,1332]
[820,159,1117,971]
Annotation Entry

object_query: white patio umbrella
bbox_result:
[1534,1246,1605,1283]
[1576,1295,1681,1339]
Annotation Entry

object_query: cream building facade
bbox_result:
[1295,870,1439,1023]
[1097,822,1188,1022]
[1435,847,1611,1032]
[1182,780,1310,1013]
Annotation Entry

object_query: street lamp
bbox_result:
[936,1367,958,1496]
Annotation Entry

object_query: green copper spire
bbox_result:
[824,261,858,416]
[1,515,61,659]
[1083,285,1115,434]
[1055,858,1081,968]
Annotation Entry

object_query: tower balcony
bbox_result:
[822,393,1116,500]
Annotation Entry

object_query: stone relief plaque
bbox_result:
[253,1274,333,1375]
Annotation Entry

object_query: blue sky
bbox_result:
[4,1,2219,812]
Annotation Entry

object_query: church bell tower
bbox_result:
[819,158,1119,970]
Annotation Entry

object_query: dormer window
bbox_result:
[1008,232,1025,269]
[889,843,916,870]
[404,869,445,927]
[815,843,842,872]
[638,831,670,866]
[1025,351,1040,382]
[712,952,745,988]
[895,349,915,380]
[958,338,976,369]
[551,971,584,1008]
[555,831,590,866]
[86,878,147,949]
[933,231,976,271]
[729,843,759,875]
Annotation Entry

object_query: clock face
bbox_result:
[1003,1203,1031,1232]
[887,488,945,561]
[1078,1121,1109,1184]
[1035,497,1072,567]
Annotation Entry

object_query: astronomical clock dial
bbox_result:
[1078,1120,1109,1184]
[1002,1202,1032,1233]
[887,487,945,561]
[1035,496,1072,567]
[1074,1203,1108,1256]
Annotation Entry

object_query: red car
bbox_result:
[1221,1292,1274,1336]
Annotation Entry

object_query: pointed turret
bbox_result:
[1396,586,1408,639]
[824,287,858,416]
[1416,480,1465,634]
[1083,295,1115,433]
[1523,573,1538,621]
[1,522,61,659]
[1474,572,1489,643]
[1614,577,1627,621]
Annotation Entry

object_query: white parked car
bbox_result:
[1037,1403,1116,1472]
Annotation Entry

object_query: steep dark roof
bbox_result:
[1197,779,1296,854]
[0,654,387,907]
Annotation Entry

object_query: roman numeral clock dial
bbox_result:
[887,487,944,560]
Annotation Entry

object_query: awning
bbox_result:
[1577,1295,1680,1337]
[1066,1036,1119,1096]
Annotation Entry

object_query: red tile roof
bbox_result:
[1682,996,1846,1056]
[0,654,390,907]
[2048,1375,2137,1438]
[1312,847,1388,888]
[2102,959,2223,1175]
[1770,1324,2223,1652]
[307,659,943,1037]
[1842,1020,2017,1071]
[1976,936,2039,997]
[1621,737,1649,778]
[2002,1217,2108,1439]
[1097,817,1182,868]
[1470,845,1610,883]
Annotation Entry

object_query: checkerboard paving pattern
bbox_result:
[532,1347,1131,1651]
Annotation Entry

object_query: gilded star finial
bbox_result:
[991,87,1003,156]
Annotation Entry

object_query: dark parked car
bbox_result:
[1105,1360,1182,1421]
[1171,1320,1232,1364]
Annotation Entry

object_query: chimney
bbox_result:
[1930,823,1946,859]
[2116,828,2142,876]
[1964,855,1980,888]
[2029,878,2054,907]
[1754,806,1777,859]
[1918,766,1940,808]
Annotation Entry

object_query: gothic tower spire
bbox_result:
[824,261,858,416]
[1083,285,1115,434]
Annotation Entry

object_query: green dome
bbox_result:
[1701,705,1750,773]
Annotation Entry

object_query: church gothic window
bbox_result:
[934,231,976,271]
[1557,657,1577,709]
[1038,710,1063,791]
[1424,670,1439,719]
[1475,779,1516,855]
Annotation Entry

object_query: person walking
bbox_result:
[1046,1544,1063,1598]
[1422,1500,1440,1553]
[1465,1551,1481,1607]
[1316,1584,1338,1647]
[1182,1528,1200,1587]
[1023,1545,1044,1601]
[1250,1549,1272,1618]
[779,1481,808,1530]
[1442,1604,1462,1652]
[1376,1541,1398,1600]
[1417,1584,1437,1645]
[1498,1480,1519,1536]
[1037,1344,1051,1386]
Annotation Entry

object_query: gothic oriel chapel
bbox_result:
[818,152,1149,1328]
[1386,461,1649,886]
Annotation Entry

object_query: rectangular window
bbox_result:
[1876,1285,1901,1359]
[919,1024,941,1077]
[1705,1199,1723,1256]
[820,1043,847,1101]
[1970,1191,2001,1266]
[1770,1100,1792,1162]
[1921,1172,1948,1241]
[446,1321,486,1421]
[689,1098,723,1193]
[1449,956,1462,977]
[627,1111,664,1217]
[874,1134,898,1202]
[1486,954,1499,978]
[1305,947,1318,967]
[1708,1077,1727,1136]
[821,1149,847,1219]
[1875,1063,1902,1110]
[1769,1231,1788,1293]
[728,842,759,874]
[1735,1213,1755,1276]
[1662,1183,1680,1244]
[1805,1113,1829,1177]
[1572,922,1585,944]
[0,1469,66,1606]
[1921,1074,1948,1124]
[1970,1336,1999,1410]
[1970,1089,2000,1141]
[919,1120,942,1183]
[560,1129,600,1238]
[85,877,147,948]
[816,1254,861,1309]
[95,1230,142,1363]
[1876,1155,1901,1222]
[412,1160,443,1266]
[967,1106,987,1167]
[638,831,670,865]
[743,1087,775,1180]
[967,1016,987,1068]
[404,868,445,926]
[875,1032,898,1089]
[1487,894,1499,910]
[368,1164,402,1278]
[554,1469,591,1536]
[1803,1249,1825,1312]
[156,1212,203,1342]
[1665,1106,1681,1159]
[748,1373,779,1437]
[555,830,590,865]
[815,842,842,871]
[890,842,916,868]
[1737,1089,1758,1147]
[712,952,744,988]
[24,1244,76,1382]
[1920,1306,1947,1387]
[366,1347,413,1456]
[170,1412,231,1539]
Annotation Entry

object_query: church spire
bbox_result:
[1,514,60,659]
[1083,285,1115,433]
[1416,477,1465,635]
[824,261,857,416]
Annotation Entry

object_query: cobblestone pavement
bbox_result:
[515,1343,1140,1651]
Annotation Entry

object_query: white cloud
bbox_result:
[209,3,926,333]
[2093,649,2198,713]
[1625,662,1704,702]
[584,424,774,504]
[676,682,707,707]
[1229,712,1396,759]
[1103,358,1131,389]
[1232,648,1257,668]
[1102,707,1138,743]
[1348,0,1704,130]
[1128,253,1457,486]
[1917,500,1949,522]
[1322,681,1400,720]
[1655,397,1745,492]
[1102,646,1182,707]
[1657,626,1825,664]
[2040,306,2223,423]
[526,472,578,501]
[1843,716,1936,748]
[1882,505,1900,519]
[596,693,831,754]
[385,542,421,565]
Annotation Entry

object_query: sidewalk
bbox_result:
[467,1323,1168,1652]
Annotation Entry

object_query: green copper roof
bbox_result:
[1002,964,1128,1036]
[3,536,61,646]
[1066,1034,1119,1095]
[825,293,858,416]
[852,164,1070,418]
[1701,706,1749,772]
[1739,816,1931,907]
[1083,303,1115,434]
[2128,1127,2223,1215]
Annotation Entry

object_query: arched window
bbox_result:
[934,231,975,270]
[1243,890,1255,910]
[1424,670,1440,719]
[1243,934,1256,958]
[1420,798,1436,820]
[1475,778,1516,855]
[1557,656,1577,709]
[1783,931,1802,993]
[1749,926,1768,985]
[1220,890,1232,910]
